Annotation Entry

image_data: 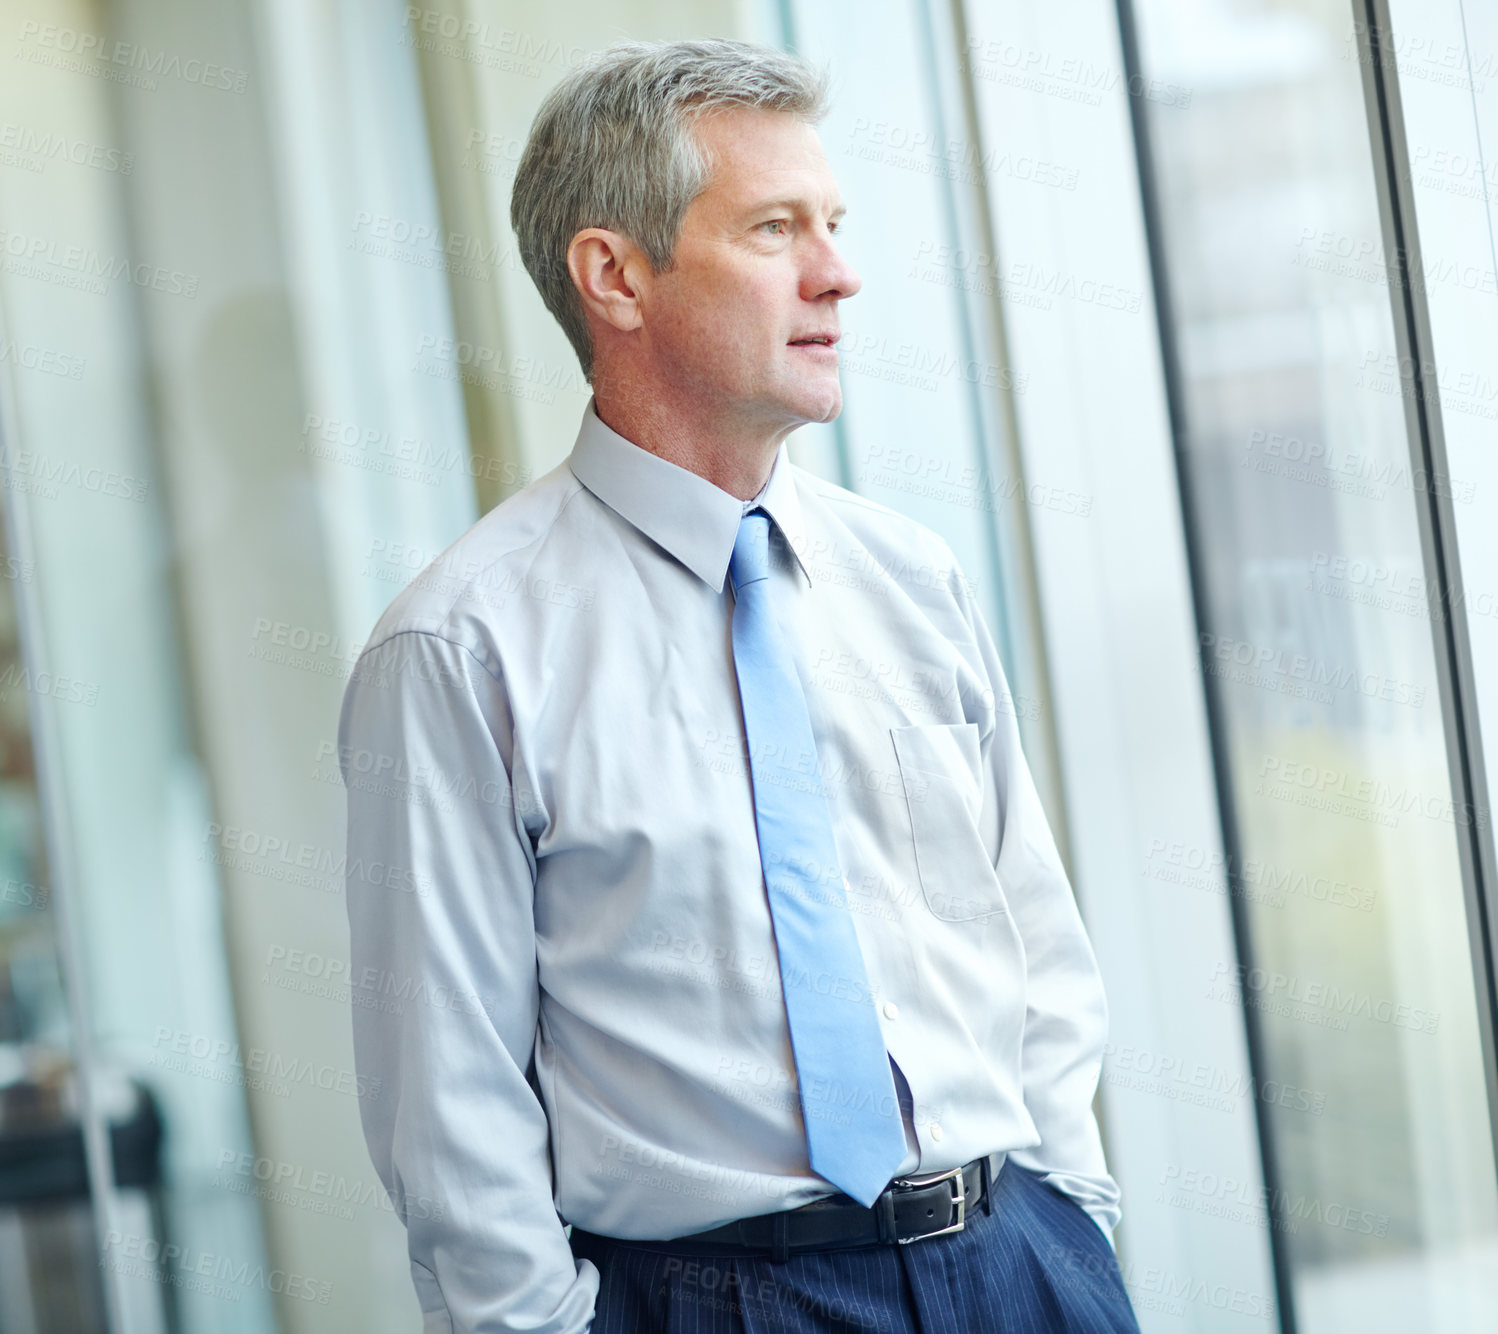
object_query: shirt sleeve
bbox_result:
[339,629,600,1331]
[947,560,1123,1244]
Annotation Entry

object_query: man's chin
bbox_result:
[784,383,844,426]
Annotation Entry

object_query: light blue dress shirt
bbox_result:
[339,396,1121,1333]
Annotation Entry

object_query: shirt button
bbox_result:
[930,1123,944,1142]
[882,1002,899,1021]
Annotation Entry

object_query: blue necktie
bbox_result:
[728,507,906,1207]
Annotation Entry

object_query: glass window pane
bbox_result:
[1129,0,1498,1327]
[0,498,108,1332]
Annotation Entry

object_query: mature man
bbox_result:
[340,37,1138,1334]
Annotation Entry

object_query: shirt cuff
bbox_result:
[1036,1169,1121,1249]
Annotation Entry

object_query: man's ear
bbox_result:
[568,229,649,334]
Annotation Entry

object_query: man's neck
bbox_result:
[591,381,788,502]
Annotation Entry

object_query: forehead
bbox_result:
[687,106,841,213]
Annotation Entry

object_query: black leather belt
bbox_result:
[571,1153,1005,1263]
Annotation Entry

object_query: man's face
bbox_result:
[637,106,861,435]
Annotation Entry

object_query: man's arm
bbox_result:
[947,559,1123,1243]
[340,629,599,1332]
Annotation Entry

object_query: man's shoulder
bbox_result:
[358,457,586,660]
[790,463,968,591]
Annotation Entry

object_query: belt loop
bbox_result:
[980,1155,994,1218]
[771,1210,790,1264]
[876,1188,897,1245]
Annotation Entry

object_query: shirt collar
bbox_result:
[567,395,813,595]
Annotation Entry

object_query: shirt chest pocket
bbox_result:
[889,722,1007,922]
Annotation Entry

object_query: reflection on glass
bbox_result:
[1131,0,1498,1328]
[0,498,106,1331]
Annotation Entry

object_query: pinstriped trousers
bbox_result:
[569,1159,1141,1333]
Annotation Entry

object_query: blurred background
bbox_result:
[0,0,1495,1330]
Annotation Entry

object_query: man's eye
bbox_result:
[761,220,788,235]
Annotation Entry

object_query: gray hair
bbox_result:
[509,38,831,382]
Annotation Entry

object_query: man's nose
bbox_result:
[806,232,862,301]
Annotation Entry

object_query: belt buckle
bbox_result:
[890,1164,966,1244]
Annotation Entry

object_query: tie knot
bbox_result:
[730,508,773,593]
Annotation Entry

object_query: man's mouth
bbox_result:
[789,334,840,349]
